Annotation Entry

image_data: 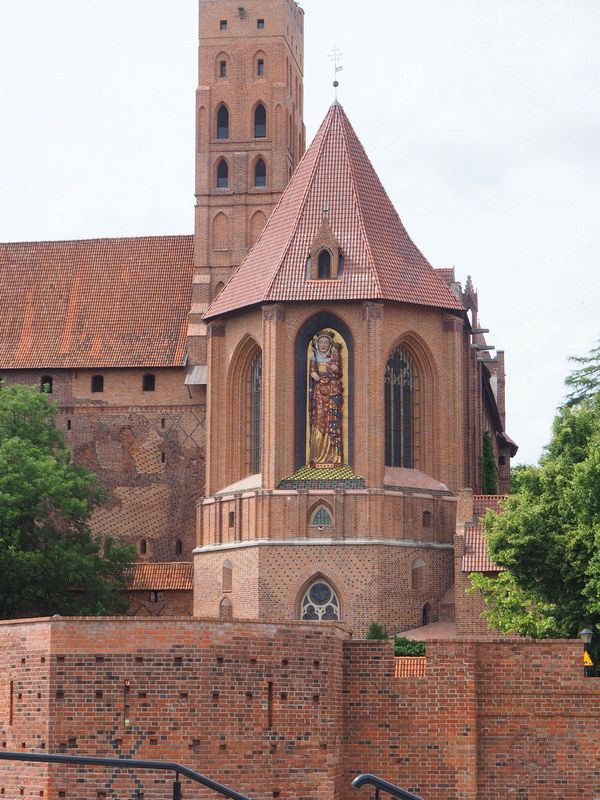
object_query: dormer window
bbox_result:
[307,211,343,280]
[317,250,331,279]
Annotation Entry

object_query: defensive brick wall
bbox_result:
[1,619,598,800]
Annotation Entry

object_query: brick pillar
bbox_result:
[205,320,226,495]
[359,302,384,486]
[443,315,465,492]
[262,304,286,489]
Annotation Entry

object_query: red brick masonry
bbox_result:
[0,618,597,800]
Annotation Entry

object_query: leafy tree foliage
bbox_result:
[565,340,600,406]
[365,621,388,639]
[0,385,134,618]
[470,395,600,641]
[509,463,530,493]
[393,636,425,657]
[481,430,498,494]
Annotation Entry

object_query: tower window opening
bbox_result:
[140,539,147,555]
[257,58,265,77]
[254,158,266,187]
[384,346,414,468]
[217,159,229,188]
[41,375,53,393]
[254,103,266,138]
[219,19,227,30]
[142,373,155,392]
[249,351,262,474]
[317,250,331,280]
[175,538,183,555]
[91,374,104,393]
[257,18,264,28]
[219,60,227,78]
[216,104,229,139]
[301,580,340,621]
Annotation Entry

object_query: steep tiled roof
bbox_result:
[0,235,193,368]
[125,562,193,591]
[206,104,463,319]
[462,495,508,573]
[434,267,455,286]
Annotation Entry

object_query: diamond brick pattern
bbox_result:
[0,235,193,368]
[206,104,463,319]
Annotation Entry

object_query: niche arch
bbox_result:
[212,211,231,251]
[215,51,230,80]
[294,312,354,471]
[384,331,439,477]
[226,335,262,483]
[249,209,267,248]
[307,500,334,527]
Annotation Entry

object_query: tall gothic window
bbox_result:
[301,580,340,621]
[254,158,266,187]
[317,249,331,279]
[216,104,229,139]
[249,351,262,474]
[217,159,229,188]
[254,103,266,138]
[384,346,414,467]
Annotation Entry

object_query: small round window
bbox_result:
[301,580,340,621]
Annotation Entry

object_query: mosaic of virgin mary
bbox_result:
[308,330,344,467]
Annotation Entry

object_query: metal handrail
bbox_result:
[0,751,252,800]
[352,773,424,800]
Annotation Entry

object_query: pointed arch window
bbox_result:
[249,351,262,474]
[385,346,414,468]
[301,580,340,621]
[217,159,229,188]
[216,104,229,139]
[309,505,333,526]
[254,158,266,187]
[317,249,331,279]
[254,103,266,138]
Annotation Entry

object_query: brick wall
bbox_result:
[1,369,205,560]
[1,619,598,800]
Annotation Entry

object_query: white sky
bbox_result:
[1,0,599,465]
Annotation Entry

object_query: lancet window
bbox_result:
[249,351,262,474]
[254,103,266,138]
[384,346,414,468]
[216,104,229,139]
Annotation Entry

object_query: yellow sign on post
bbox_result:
[584,650,593,666]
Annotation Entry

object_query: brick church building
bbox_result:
[0,0,516,633]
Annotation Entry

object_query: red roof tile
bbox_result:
[434,267,456,285]
[0,235,193,368]
[206,104,463,319]
[395,657,427,678]
[125,562,193,591]
[462,522,502,573]
[473,494,507,517]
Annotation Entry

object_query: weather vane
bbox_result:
[328,46,343,101]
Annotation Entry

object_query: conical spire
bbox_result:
[206,104,462,319]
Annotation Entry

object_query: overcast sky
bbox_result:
[1,1,598,465]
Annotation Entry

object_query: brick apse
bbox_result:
[0,617,599,800]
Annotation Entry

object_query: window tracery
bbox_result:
[300,580,340,621]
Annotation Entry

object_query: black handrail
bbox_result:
[0,751,252,800]
[352,773,424,800]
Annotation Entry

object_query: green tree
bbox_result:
[481,430,498,494]
[0,384,134,618]
[565,339,600,406]
[470,395,600,641]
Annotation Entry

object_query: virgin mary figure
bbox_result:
[308,330,344,467]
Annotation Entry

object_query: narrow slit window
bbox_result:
[257,58,265,77]
[219,60,227,78]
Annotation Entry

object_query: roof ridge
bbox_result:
[0,233,192,247]
[338,109,383,298]
[263,105,335,302]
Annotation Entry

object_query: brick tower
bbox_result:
[187,0,305,366]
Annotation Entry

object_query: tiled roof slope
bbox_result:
[206,104,463,319]
[462,494,508,573]
[0,235,194,368]
[125,562,193,591]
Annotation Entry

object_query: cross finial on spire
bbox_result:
[328,46,343,101]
